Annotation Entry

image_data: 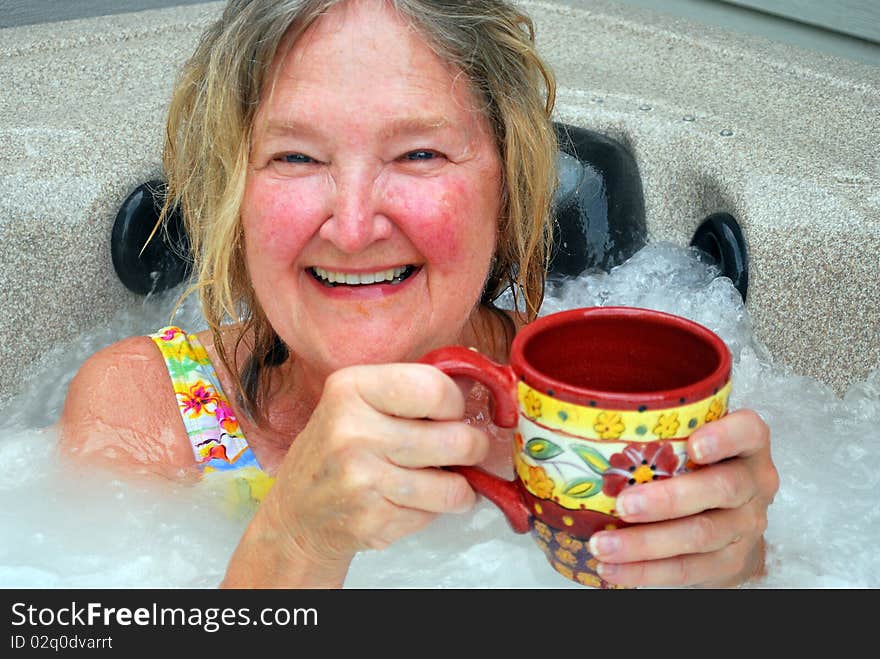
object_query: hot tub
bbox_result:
[0,0,878,590]
[0,0,876,407]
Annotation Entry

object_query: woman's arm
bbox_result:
[219,363,492,588]
[60,343,495,589]
[58,335,197,481]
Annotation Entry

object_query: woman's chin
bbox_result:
[322,346,424,370]
[306,334,459,375]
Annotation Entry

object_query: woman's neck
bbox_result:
[282,304,515,402]
[237,304,519,463]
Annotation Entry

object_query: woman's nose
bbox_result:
[318,167,392,253]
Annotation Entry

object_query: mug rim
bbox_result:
[510,306,732,410]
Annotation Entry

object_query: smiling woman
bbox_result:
[58,0,777,590]
[241,5,503,382]
[60,0,559,588]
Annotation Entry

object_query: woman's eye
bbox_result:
[277,153,315,164]
[404,150,438,161]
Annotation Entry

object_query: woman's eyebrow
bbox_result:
[261,116,452,140]
[378,116,451,139]
[261,119,320,139]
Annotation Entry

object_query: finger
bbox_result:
[689,408,770,464]
[588,506,757,564]
[379,465,479,515]
[326,364,466,421]
[595,534,761,588]
[451,375,476,403]
[375,418,490,469]
[615,458,758,522]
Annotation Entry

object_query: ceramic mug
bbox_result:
[420,306,732,588]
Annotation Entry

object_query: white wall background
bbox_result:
[7,1,875,68]
[722,0,880,43]
[0,0,211,28]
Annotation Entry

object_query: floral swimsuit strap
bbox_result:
[149,326,274,508]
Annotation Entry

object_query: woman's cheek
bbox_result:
[394,180,496,269]
[243,179,325,261]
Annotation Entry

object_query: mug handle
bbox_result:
[418,346,531,534]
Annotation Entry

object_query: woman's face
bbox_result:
[242,0,502,376]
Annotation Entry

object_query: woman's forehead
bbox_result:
[256,1,485,133]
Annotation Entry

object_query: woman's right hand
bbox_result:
[221,363,490,588]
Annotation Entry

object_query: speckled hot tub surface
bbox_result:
[0,0,877,405]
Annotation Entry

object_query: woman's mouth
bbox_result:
[309,265,419,287]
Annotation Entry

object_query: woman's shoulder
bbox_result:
[65,333,171,391]
[58,332,198,481]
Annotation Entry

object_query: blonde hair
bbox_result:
[160,0,557,420]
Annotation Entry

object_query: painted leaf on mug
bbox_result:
[570,444,610,475]
[524,437,564,460]
[562,477,603,499]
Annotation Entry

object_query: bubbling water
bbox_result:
[1,242,877,588]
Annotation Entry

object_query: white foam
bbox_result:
[2,243,877,588]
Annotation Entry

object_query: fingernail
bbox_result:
[693,433,716,462]
[589,533,620,558]
[596,562,617,579]
[617,492,643,517]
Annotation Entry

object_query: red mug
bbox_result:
[420,306,732,588]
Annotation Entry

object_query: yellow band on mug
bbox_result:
[517,380,731,441]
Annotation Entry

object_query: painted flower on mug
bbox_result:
[527,465,556,499]
[523,390,543,419]
[552,562,575,581]
[602,442,678,496]
[555,532,584,552]
[705,398,725,422]
[652,412,680,438]
[576,571,602,588]
[554,547,578,566]
[594,411,625,439]
[533,520,553,542]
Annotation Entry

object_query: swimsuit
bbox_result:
[149,326,275,512]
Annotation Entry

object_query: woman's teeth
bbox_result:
[311,265,415,287]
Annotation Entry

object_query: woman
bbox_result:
[60,0,778,588]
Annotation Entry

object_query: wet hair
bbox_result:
[160,0,557,422]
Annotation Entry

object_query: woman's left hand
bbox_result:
[586,408,779,588]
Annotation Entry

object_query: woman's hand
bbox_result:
[221,363,489,588]
[586,408,779,588]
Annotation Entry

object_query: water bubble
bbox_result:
[720,128,734,137]
[639,104,652,111]
[682,114,696,122]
